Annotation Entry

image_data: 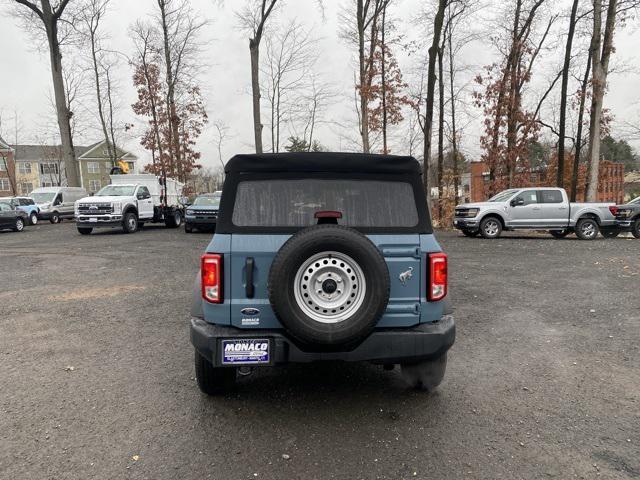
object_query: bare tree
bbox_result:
[212,121,231,173]
[556,0,581,187]
[354,0,389,153]
[10,0,81,187]
[78,0,120,164]
[585,0,618,201]
[262,20,316,152]
[237,0,279,154]
[420,0,448,204]
[156,0,207,179]
[570,50,592,201]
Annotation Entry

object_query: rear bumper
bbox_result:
[190,315,455,366]
[615,219,635,231]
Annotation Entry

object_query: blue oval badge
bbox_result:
[241,308,260,316]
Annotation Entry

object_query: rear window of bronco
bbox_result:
[232,179,419,228]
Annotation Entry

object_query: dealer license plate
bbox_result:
[88,217,98,223]
[221,339,271,365]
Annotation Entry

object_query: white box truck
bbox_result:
[74,174,185,234]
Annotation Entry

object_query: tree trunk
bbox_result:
[250,40,264,154]
[558,0,580,188]
[571,51,591,202]
[159,0,180,177]
[89,25,115,164]
[422,0,448,207]
[357,0,370,153]
[585,0,617,201]
[447,26,459,204]
[437,41,445,220]
[381,5,388,154]
[42,7,78,187]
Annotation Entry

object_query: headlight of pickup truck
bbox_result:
[456,208,479,218]
[112,202,122,214]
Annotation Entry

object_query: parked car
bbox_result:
[611,196,640,238]
[190,153,455,394]
[453,187,618,240]
[0,201,26,232]
[185,193,221,233]
[30,187,87,224]
[2,197,40,225]
[74,174,184,235]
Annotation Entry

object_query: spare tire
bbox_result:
[268,225,390,350]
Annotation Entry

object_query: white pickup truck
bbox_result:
[453,187,618,240]
[75,174,185,235]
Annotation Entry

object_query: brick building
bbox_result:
[469,160,625,203]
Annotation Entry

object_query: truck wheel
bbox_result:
[268,225,390,350]
[461,229,479,238]
[165,210,182,228]
[575,218,599,240]
[77,227,93,235]
[29,212,38,225]
[550,230,570,239]
[50,212,60,224]
[122,212,138,233]
[632,219,640,239]
[194,351,236,395]
[601,230,620,239]
[401,353,447,392]
[479,217,502,239]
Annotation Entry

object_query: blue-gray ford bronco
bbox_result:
[190,153,455,394]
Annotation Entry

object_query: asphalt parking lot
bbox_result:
[1,222,638,480]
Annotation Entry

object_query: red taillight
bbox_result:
[201,254,223,303]
[609,206,618,216]
[428,253,448,301]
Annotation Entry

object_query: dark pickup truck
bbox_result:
[612,196,640,238]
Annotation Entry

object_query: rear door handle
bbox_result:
[245,257,255,299]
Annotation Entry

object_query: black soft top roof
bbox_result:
[225,152,422,174]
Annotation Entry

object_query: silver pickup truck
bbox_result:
[453,187,618,240]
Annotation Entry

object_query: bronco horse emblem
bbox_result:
[399,267,414,286]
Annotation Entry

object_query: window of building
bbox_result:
[0,162,6,171]
[40,163,59,175]
[41,181,55,188]
[19,182,33,195]
[87,162,100,174]
[89,179,101,192]
[127,162,134,173]
[0,178,10,191]
[18,162,32,174]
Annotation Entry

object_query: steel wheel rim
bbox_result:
[175,212,181,226]
[484,220,499,236]
[293,251,367,324]
[31,213,38,225]
[16,219,24,231]
[128,216,137,230]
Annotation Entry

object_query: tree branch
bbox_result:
[12,0,44,20]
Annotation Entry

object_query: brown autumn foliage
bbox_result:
[474,61,541,198]
[357,39,415,154]
[131,61,207,183]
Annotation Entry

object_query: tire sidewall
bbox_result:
[268,226,390,349]
[123,212,138,233]
[50,212,60,224]
[15,218,24,231]
[633,218,640,239]
[576,218,598,240]
[30,212,38,225]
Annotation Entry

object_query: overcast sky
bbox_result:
[0,0,638,171]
